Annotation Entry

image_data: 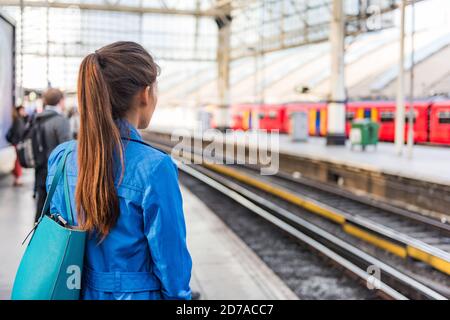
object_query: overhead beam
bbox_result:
[231,26,365,61]
[19,51,215,62]
[0,0,222,17]
[230,0,423,61]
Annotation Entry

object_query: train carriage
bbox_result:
[406,102,430,143]
[377,103,396,141]
[303,103,327,136]
[346,101,379,137]
[376,101,429,143]
[230,104,258,131]
[227,99,448,146]
[257,104,288,133]
[429,101,450,144]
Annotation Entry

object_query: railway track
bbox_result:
[142,132,449,300]
[219,164,450,272]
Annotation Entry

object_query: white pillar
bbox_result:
[46,0,50,87]
[216,7,231,130]
[19,0,24,100]
[327,0,346,145]
[407,0,416,159]
[395,0,406,155]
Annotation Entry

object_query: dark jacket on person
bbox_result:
[34,107,72,187]
[7,116,27,145]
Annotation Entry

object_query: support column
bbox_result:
[19,0,24,101]
[395,0,406,155]
[215,4,231,130]
[407,0,416,159]
[46,0,50,87]
[327,0,346,146]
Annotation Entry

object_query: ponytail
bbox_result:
[76,53,124,240]
[75,41,159,240]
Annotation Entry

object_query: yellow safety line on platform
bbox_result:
[407,246,450,276]
[205,162,413,259]
[343,224,408,258]
[203,163,346,224]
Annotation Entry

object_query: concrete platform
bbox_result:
[272,135,450,187]
[0,168,297,300]
[0,169,35,300]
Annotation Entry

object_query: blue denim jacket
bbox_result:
[46,120,192,300]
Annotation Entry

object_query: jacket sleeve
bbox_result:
[142,155,192,300]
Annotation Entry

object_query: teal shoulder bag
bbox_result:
[11,143,87,300]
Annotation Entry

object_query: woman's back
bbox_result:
[47,120,192,300]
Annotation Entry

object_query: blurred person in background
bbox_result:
[68,106,80,139]
[46,41,191,300]
[5,105,29,186]
[34,88,72,221]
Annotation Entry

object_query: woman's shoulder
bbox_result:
[48,140,77,170]
[119,142,178,193]
[129,142,176,176]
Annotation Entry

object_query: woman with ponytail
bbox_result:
[46,42,192,300]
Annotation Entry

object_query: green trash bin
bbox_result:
[350,119,379,151]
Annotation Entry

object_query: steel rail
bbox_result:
[177,161,446,300]
[144,136,447,299]
[142,132,450,276]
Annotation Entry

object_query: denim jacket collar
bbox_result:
[116,118,143,142]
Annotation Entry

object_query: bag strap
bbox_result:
[22,142,74,245]
[38,142,74,223]
[63,161,75,225]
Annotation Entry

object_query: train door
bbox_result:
[429,102,450,144]
[404,103,428,143]
[378,104,396,142]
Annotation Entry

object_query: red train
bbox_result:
[229,100,450,145]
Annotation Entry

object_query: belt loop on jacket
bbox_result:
[114,271,121,292]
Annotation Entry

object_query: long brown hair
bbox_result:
[12,105,24,121]
[76,41,159,239]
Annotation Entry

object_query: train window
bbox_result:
[404,114,417,124]
[438,111,450,124]
[268,111,277,119]
[258,113,265,119]
[380,111,394,122]
[380,111,417,123]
